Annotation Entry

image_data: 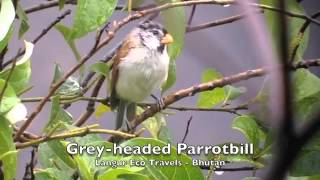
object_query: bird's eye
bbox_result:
[152,30,159,35]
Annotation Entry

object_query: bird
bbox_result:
[109,20,174,131]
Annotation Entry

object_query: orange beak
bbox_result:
[160,33,174,44]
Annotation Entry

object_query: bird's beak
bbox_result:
[160,33,174,44]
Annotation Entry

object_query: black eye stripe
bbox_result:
[138,21,167,34]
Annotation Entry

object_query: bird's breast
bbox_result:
[115,48,169,102]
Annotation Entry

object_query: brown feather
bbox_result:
[110,35,140,109]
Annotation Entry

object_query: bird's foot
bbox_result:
[151,94,165,110]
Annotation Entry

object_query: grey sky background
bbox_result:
[9,0,320,179]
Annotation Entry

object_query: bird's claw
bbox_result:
[156,97,165,110]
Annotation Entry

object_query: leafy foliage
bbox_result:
[0,0,319,179]
[260,0,310,62]
[0,0,15,42]
[0,41,33,93]
[0,116,17,180]
[157,0,186,91]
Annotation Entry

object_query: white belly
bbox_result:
[115,47,169,102]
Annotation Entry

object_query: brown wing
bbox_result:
[110,36,139,109]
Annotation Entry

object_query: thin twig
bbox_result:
[24,0,320,26]
[188,5,197,25]
[290,12,320,62]
[73,76,105,126]
[166,105,247,114]
[13,0,320,141]
[4,10,72,68]
[0,47,8,70]
[13,126,39,140]
[24,0,150,14]
[79,1,318,89]
[25,0,76,14]
[23,148,36,180]
[181,116,193,143]
[16,127,136,149]
[187,10,263,32]
[292,59,320,69]
[130,68,266,129]
[0,50,20,105]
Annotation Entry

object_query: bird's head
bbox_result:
[137,21,174,52]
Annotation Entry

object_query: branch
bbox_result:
[16,127,136,149]
[131,68,266,129]
[4,9,72,68]
[292,59,320,69]
[73,75,105,127]
[181,116,192,143]
[13,0,223,141]
[187,5,197,25]
[0,51,19,105]
[25,0,76,14]
[13,0,320,141]
[166,104,247,115]
[24,1,152,14]
[187,10,263,32]
[79,0,319,90]
[290,12,320,62]
[0,47,8,70]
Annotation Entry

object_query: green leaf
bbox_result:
[0,0,15,41]
[94,103,111,119]
[72,140,113,179]
[158,126,173,143]
[59,0,66,10]
[197,69,225,108]
[223,85,247,102]
[89,62,110,77]
[16,3,30,38]
[55,24,81,61]
[57,76,82,96]
[99,168,149,180]
[71,0,117,39]
[138,107,173,143]
[51,63,82,96]
[74,155,93,180]
[4,102,27,124]
[157,0,186,91]
[0,79,20,115]
[292,69,320,121]
[52,63,65,84]
[242,177,262,180]
[290,150,320,176]
[34,168,73,180]
[47,140,77,169]
[0,26,13,53]
[287,175,320,180]
[130,0,145,9]
[0,116,17,180]
[140,107,166,138]
[38,142,76,176]
[260,0,309,62]
[43,96,73,134]
[118,173,150,180]
[0,41,34,93]
[232,115,266,153]
[208,143,264,168]
[120,138,204,180]
[162,59,176,92]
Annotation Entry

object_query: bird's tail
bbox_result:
[115,100,136,130]
[115,99,126,129]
